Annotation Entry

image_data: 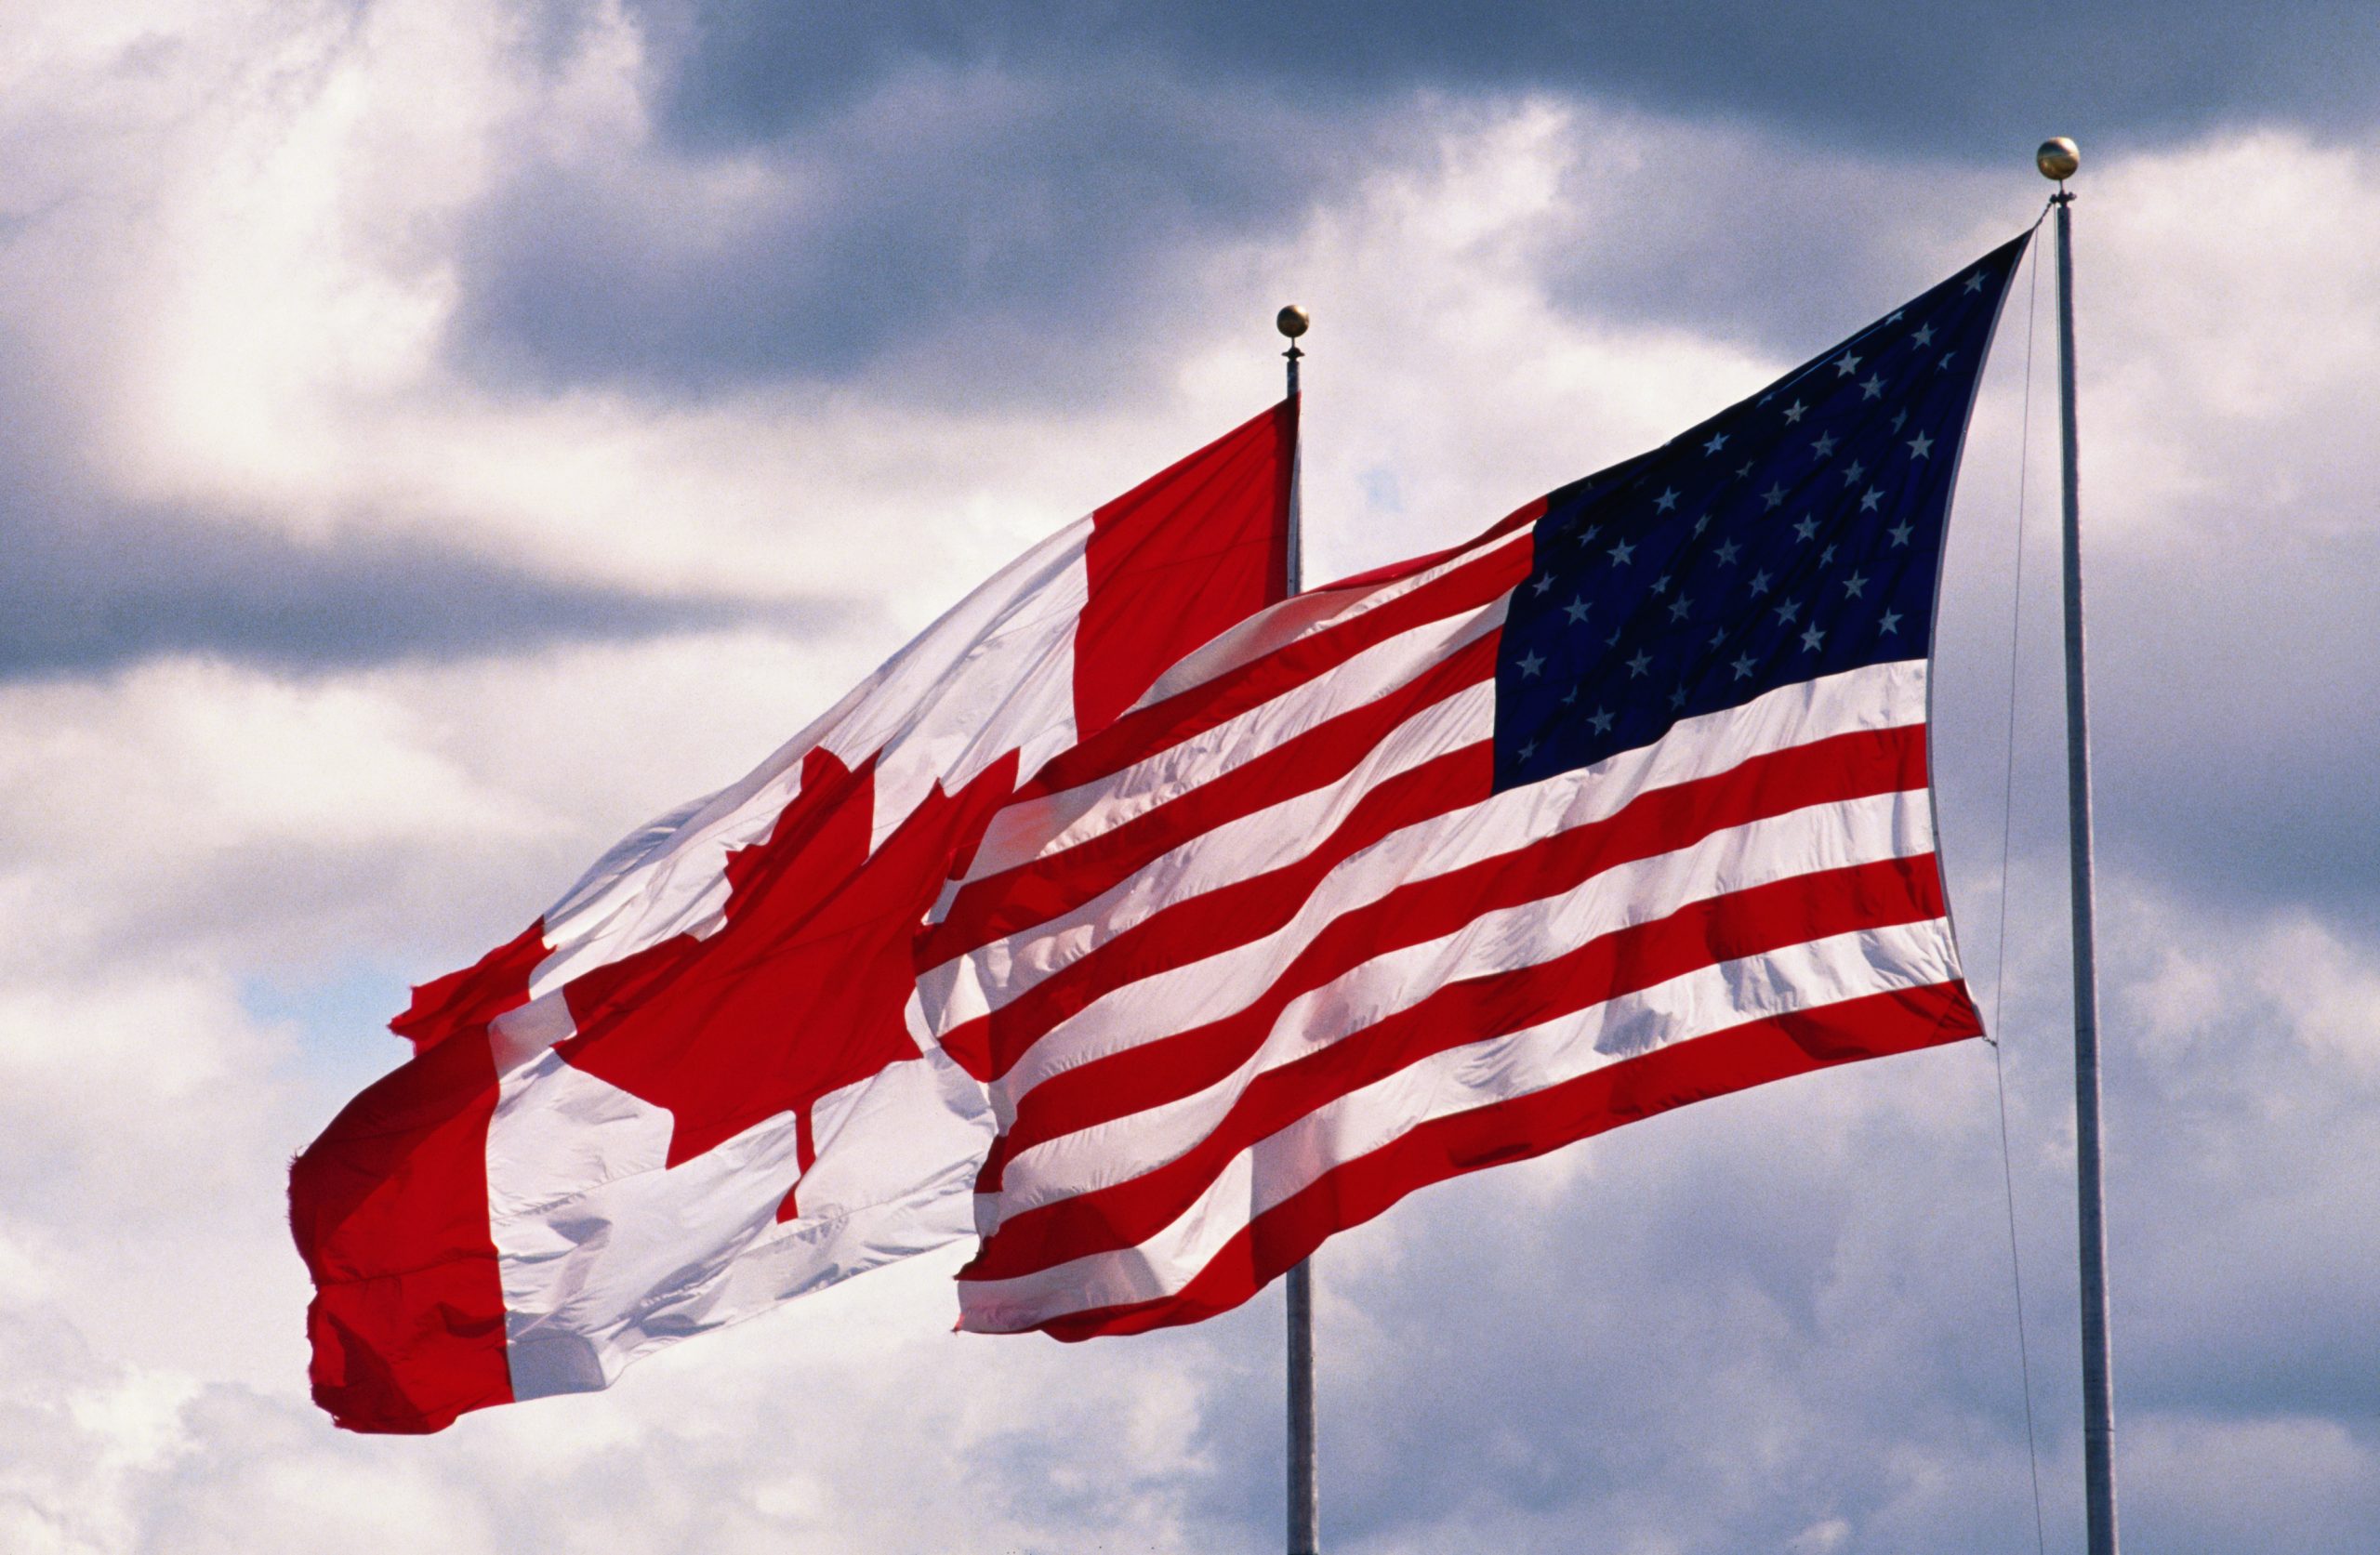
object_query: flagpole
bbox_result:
[1276,301,1319,1555]
[2037,136,2120,1555]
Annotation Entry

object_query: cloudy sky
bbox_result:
[6,3,2379,1550]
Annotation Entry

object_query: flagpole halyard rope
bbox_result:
[1985,211,2052,1555]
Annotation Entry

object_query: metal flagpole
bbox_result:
[2037,136,2120,1555]
[1276,301,1319,1555]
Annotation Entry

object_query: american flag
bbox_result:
[917,231,2031,1339]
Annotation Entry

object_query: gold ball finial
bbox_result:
[2036,137,2080,181]
[1276,304,1310,339]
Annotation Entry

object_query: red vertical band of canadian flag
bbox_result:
[289,399,1297,1433]
[917,516,1983,1340]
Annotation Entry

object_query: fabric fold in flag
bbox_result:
[290,398,1298,1432]
[925,234,2030,1340]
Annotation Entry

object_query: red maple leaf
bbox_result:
[557,745,1015,1219]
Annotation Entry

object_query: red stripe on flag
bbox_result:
[288,1033,513,1433]
[964,851,1951,1281]
[1022,534,1532,803]
[967,739,1494,1174]
[1016,978,1984,1339]
[1074,398,1299,737]
[1312,494,1548,592]
[929,629,1501,971]
[977,721,1930,1120]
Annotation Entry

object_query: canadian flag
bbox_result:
[290,401,1298,1432]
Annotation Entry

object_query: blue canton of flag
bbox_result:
[1494,231,2030,787]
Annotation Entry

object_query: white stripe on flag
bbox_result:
[958,917,1963,1330]
[987,787,1936,1221]
[971,661,1930,1100]
[950,598,1506,896]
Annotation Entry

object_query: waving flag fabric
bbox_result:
[291,400,1297,1432]
[921,236,2029,1339]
